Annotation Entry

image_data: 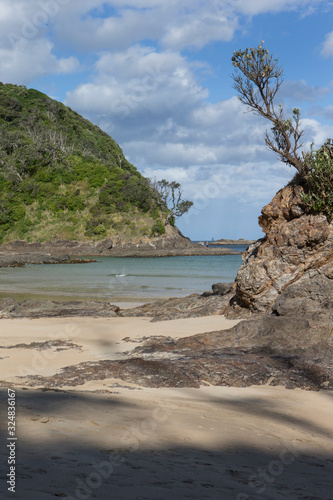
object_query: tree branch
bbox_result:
[231,43,304,173]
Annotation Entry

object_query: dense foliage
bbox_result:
[0,83,166,243]
[300,140,333,221]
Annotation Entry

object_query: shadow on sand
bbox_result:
[0,387,332,500]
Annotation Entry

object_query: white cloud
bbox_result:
[0,0,81,83]
[54,1,237,53]
[141,160,293,212]
[67,69,332,216]
[55,5,167,51]
[66,48,296,213]
[301,118,333,147]
[229,0,328,16]
[309,104,333,121]
[46,0,328,53]
[160,8,238,50]
[322,31,333,57]
[65,45,208,132]
[279,80,331,102]
[0,39,78,84]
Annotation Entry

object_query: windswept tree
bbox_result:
[231,42,333,221]
[150,178,193,224]
[231,42,304,173]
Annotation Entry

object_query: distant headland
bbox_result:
[198,238,256,246]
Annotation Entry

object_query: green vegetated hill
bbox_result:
[0,83,167,244]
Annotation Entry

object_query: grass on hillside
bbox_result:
[0,83,167,243]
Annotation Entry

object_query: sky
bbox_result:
[1,1,333,240]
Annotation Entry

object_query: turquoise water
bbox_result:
[0,252,245,302]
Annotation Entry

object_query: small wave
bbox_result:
[116,274,127,277]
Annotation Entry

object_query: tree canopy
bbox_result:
[231,42,304,173]
[149,179,193,225]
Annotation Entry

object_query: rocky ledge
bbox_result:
[0,254,95,267]
[13,305,333,391]
[0,282,233,320]
[0,298,121,318]
[0,225,241,257]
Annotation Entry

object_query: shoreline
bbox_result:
[0,235,244,261]
[0,246,242,266]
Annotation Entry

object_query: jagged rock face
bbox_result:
[226,184,333,316]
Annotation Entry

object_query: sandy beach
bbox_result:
[0,315,333,499]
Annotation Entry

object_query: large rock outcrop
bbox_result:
[226,183,333,317]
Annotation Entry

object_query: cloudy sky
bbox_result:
[1,0,333,240]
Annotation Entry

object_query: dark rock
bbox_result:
[271,263,333,318]
[120,293,232,321]
[212,282,234,296]
[1,278,332,391]
[0,299,120,319]
[24,358,201,389]
[0,298,19,315]
[0,254,95,268]
[20,311,333,390]
[225,184,333,316]
[0,292,233,321]
[95,238,113,253]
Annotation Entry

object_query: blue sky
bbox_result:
[1,1,333,240]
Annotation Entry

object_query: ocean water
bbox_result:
[0,249,247,302]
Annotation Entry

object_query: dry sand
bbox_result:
[0,315,332,499]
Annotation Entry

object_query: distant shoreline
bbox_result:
[198,238,256,246]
